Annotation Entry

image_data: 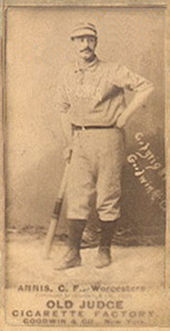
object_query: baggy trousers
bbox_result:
[66,128,125,221]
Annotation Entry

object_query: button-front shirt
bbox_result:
[57,56,153,126]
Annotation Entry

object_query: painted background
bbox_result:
[5,6,165,243]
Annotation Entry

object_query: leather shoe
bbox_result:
[55,248,81,270]
[95,247,111,268]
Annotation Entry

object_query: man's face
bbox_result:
[72,35,97,61]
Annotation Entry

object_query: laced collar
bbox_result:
[74,55,99,73]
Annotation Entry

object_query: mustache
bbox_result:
[80,47,92,53]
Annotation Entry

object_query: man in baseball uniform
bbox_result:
[56,22,154,269]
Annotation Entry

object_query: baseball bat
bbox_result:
[43,163,69,259]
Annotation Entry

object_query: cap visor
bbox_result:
[71,28,96,38]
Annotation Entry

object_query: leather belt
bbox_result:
[72,124,116,130]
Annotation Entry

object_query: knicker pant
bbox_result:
[66,128,125,221]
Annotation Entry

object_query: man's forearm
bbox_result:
[116,86,154,128]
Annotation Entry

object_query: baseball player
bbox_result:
[56,22,154,269]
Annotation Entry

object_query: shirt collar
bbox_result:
[74,55,99,73]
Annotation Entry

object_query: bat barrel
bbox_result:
[43,217,58,259]
[43,163,70,259]
[43,199,63,259]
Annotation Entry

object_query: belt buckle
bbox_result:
[82,126,86,131]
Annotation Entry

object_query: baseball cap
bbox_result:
[70,22,97,39]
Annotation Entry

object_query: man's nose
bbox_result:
[83,39,89,47]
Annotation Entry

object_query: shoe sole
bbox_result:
[55,260,81,270]
[95,262,111,268]
[95,259,112,269]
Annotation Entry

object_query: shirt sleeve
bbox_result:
[113,64,154,92]
[56,67,71,113]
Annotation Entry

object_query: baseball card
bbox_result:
[0,0,170,330]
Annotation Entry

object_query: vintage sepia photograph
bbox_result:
[2,0,170,328]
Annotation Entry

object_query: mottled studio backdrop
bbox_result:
[5,7,165,243]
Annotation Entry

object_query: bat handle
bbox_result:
[58,163,70,199]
